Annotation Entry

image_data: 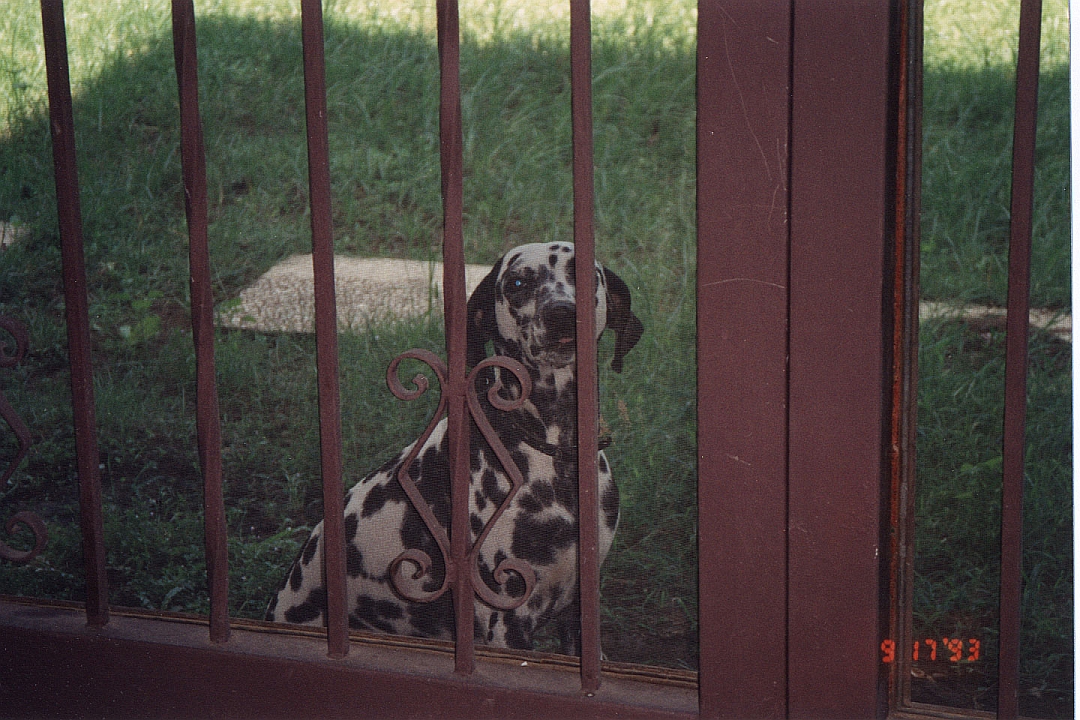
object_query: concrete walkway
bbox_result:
[217,254,490,333]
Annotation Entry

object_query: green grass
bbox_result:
[921,0,1070,308]
[0,0,1071,695]
[911,1,1071,716]
[0,0,697,669]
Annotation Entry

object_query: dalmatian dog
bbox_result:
[265,241,643,653]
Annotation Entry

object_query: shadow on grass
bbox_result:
[0,10,1070,694]
[0,13,699,669]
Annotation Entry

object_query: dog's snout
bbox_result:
[543,302,577,341]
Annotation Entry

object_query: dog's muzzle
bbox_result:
[536,301,577,363]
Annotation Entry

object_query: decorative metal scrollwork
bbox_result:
[1,512,47,563]
[385,350,536,611]
[0,316,47,563]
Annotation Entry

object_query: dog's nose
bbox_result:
[543,302,577,342]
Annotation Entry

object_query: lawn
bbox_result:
[0,0,1071,704]
[912,1,1071,716]
[0,0,698,667]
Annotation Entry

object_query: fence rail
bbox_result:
[1,0,1050,717]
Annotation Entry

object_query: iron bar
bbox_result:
[39,0,109,628]
[787,2,892,716]
[435,0,473,676]
[997,0,1042,716]
[300,0,348,660]
[569,0,601,693]
[170,0,230,644]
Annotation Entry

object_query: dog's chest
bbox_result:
[347,417,581,563]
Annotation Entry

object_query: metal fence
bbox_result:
[0,0,1050,717]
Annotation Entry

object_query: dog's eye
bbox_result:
[507,276,532,293]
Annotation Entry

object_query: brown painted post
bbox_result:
[170,0,230,644]
[300,0,348,660]
[696,1,791,717]
[786,2,894,717]
[39,0,109,628]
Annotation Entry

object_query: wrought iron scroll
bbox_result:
[0,317,47,563]
[385,351,536,611]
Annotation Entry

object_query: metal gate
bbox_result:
[0,0,1057,717]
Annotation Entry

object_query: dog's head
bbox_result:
[467,242,644,373]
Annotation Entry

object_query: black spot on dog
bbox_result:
[345,512,359,540]
[301,534,319,565]
[504,569,527,599]
[598,454,609,474]
[470,513,483,536]
[477,550,527,599]
[527,591,545,612]
[474,489,487,512]
[509,448,531,482]
[481,468,508,506]
[284,587,326,624]
[375,452,403,477]
[503,610,534,649]
[602,481,620,531]
[351,594,404,633]
[346,543,366,579]
[361,480,404,518]
[408,591,454,638]
[288,562,304,592]
[518,493,543,515]
[416,436,452,527]
[518,482,555,514]
[265,593,278,618]
[511,515,576,566]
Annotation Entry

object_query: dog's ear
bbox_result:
[602,266,644,373]
[466,256,502,368]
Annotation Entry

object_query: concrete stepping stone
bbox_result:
[217,254,489,333]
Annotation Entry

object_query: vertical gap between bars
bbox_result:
[998,0,1042,716]
[170,0,230,644]
[300,0,348,660]
[569,0,602,693]
[39,0,109,628]
[435,0,473,676]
